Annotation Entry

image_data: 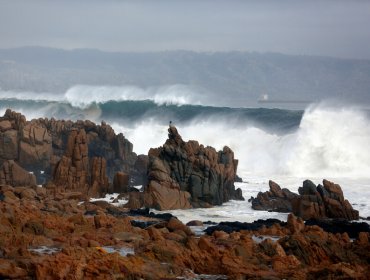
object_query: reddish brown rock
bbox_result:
[19,121,52,170]
[0,110,139,187]
[89,157,109,197]
[251,179,359,221]
[113,171,129,193]
[53,129,108,197]
[0,129,18,161]
[251,180,298,212]
[0,181,370,279]
[0,259,28,279]
[0,160,36,187]
[145,180,192,210]
[287,213,305,234]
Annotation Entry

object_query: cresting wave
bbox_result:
[0,84,207,108]
[1,89,369,179]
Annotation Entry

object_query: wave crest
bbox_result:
[0,84,206,108]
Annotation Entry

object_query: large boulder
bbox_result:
[0,160,36,187]
[130,125,243,210]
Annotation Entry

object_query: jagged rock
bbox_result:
[113,171,129,193]
[0,120,12,131]
[251,179,359,221]
[250,180,298,212]
[0,130,18,162]
[145,180,192,210]
[19,121,52,171]
[0,160,36,187]
[130,126,243,210]
[131,154,149,186]
[292,179,359,220]
[0,110,138,185]
[53,129,109,197]
[89,157,109,197]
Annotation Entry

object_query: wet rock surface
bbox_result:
[1,188,370,279]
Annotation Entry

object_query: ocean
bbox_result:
[1,85,370,222]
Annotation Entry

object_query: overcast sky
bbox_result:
[1,0,370,59]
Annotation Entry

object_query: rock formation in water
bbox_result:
[128,125,244,210]
[0,109,145,189]
[250,179,359,220]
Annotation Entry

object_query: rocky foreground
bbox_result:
[1,184,370,279]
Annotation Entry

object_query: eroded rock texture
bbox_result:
[0,109,142,188]
[129,126,243,210]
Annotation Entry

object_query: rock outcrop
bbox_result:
[52,128,109,197]
[0,109,140,188]
[292,179,359,220]
[129,126,243,210]
[0,160,36,187]
[250,179,359,220]
[1,185,370,279]
[113,171,129,193]
[250,180,298,212]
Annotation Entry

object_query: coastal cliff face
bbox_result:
[128,126,244,210]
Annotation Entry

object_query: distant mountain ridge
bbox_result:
[1,46,370,107]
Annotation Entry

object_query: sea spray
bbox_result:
[1,90,370,179]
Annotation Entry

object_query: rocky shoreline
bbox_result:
[1,110,370,279]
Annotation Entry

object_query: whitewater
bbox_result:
[1,86,370,223]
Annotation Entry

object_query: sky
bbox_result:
[1,0,370,59]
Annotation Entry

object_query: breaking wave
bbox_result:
[1,87,369,179]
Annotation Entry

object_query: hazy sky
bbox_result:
[1,0,370,59]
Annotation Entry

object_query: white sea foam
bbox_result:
[115,104,370,179]
[90,193,128,207]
